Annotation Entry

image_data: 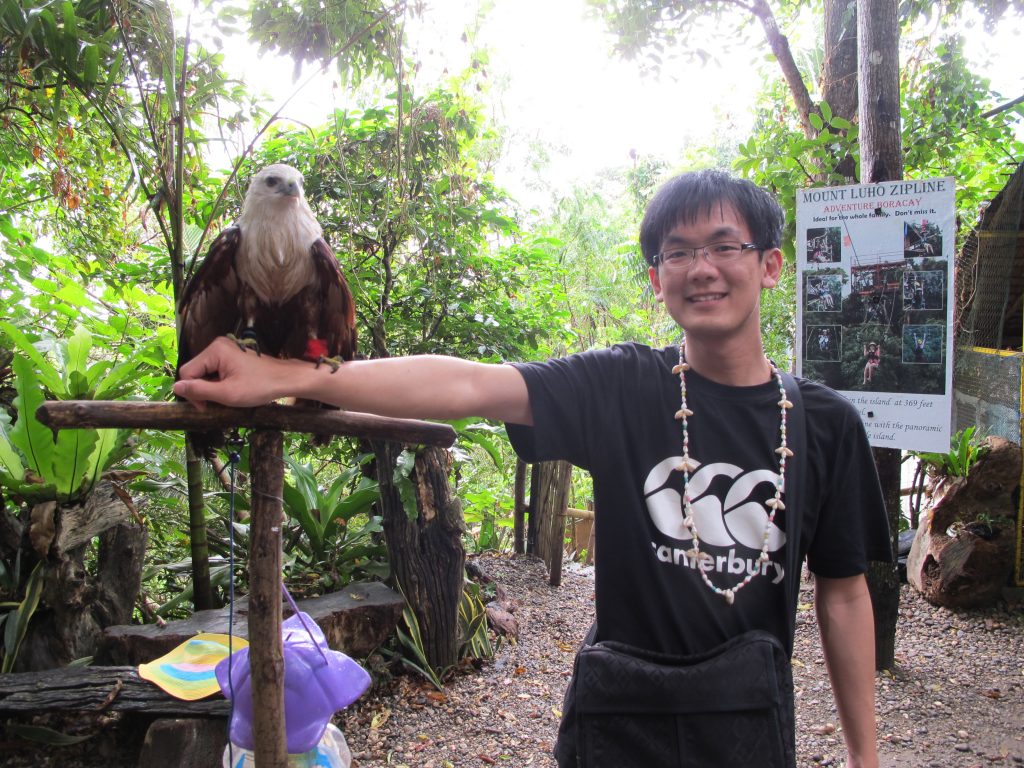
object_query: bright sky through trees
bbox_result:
[180,0,1023,206]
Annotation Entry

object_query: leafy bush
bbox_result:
[910,427,988,478]
[282,455,389,590]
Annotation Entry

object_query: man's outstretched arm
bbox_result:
[173,336,533,425]
[815,573,879,768]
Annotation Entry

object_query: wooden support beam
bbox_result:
[249,429,286,768]
[564,507,594,520]
[35,401,456,447]
[39,399,454,767]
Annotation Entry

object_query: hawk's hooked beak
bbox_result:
[279,180,302,198]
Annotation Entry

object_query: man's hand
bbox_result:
[174,336,301,408]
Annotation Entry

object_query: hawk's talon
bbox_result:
[227,332,261,356]
[314,355,343,373]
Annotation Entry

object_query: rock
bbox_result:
[137,718,226,768]
[485,602,519,639]
[97,581,403,664]
[907,437,1020,608]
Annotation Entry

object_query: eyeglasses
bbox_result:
[653,241,760,269]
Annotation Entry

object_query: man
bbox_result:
[175,170,890,768]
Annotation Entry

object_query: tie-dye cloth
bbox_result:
[139,633,249,700]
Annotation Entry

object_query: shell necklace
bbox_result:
[673,343,793,605]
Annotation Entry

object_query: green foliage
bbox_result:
[248,0,402,83]
[529,181,663,354]
[910,426,988,478]
[1,561,43,672]
[458,581,496,662]
[460,485,512,553]
[281,455,389,588]
[901,35,1024,238]
[395,598,445,690]
[394,581,497,690]
[447,420,516,553]
[0,327,134,504]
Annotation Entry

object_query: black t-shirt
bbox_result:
[507,343,891,656]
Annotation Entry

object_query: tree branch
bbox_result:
[749,0,816,139]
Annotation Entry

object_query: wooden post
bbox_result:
[526,461,572,586]
[248,429,287,767]
[513,458,527,554]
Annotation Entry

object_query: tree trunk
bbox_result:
[184,439,214,611]
[857,0,902,183]
[867,447,901,670]
[17,483,147,672]
[822,0,859,180]
[822,0,859,125]
[371,440,465,671]
[526,460,572,586]
[858,0,903,671]
[750,0,817,139]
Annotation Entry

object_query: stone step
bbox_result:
[97,581,403,666]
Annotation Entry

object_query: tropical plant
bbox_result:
[0,326,147,670]
[393,580,497,690]
[394,597,445,690]
[282,455,389,590]
[0,325,137,504]
[458,581,496,662]
[1,562,43,673]
[910,426,989,479]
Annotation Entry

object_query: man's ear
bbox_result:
[761,248,783,289]
[649,265,665,302]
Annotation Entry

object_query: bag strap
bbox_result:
[778,371,806,652]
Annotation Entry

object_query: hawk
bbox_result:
[177,163,357,451]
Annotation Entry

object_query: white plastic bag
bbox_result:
[222,723,352,768]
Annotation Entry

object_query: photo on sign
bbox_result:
[806,227,842,263]
[902,324,944,365]
[805,325,842,362]
[850,328,891,390]
[902,268,945,311]
[903,219,943,259]
[804,273,843,313]
[851,259,903,326]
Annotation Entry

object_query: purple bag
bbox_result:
[215,610,371,754]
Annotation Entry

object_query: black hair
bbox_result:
[639,170,785,266]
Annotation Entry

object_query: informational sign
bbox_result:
[795,177,956,453]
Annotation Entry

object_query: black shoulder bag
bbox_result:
[555,373,806,768]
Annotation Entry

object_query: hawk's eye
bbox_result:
[265,176,279,187]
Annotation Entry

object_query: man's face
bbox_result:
[647,203,782,347]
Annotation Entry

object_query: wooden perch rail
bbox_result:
[35,400,456,447]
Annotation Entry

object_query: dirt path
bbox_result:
[339,553,1024,768]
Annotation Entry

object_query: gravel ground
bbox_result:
[338,552,1024,768]
[3,551,1021,766]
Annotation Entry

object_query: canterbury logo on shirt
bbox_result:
[643,456,787,584]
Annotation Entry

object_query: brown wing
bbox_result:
[309,237,357,361]
[176,227,243,370]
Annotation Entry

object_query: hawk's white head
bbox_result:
[240,164,314,219]
[236,163,323,286]
[238,163,322,243]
